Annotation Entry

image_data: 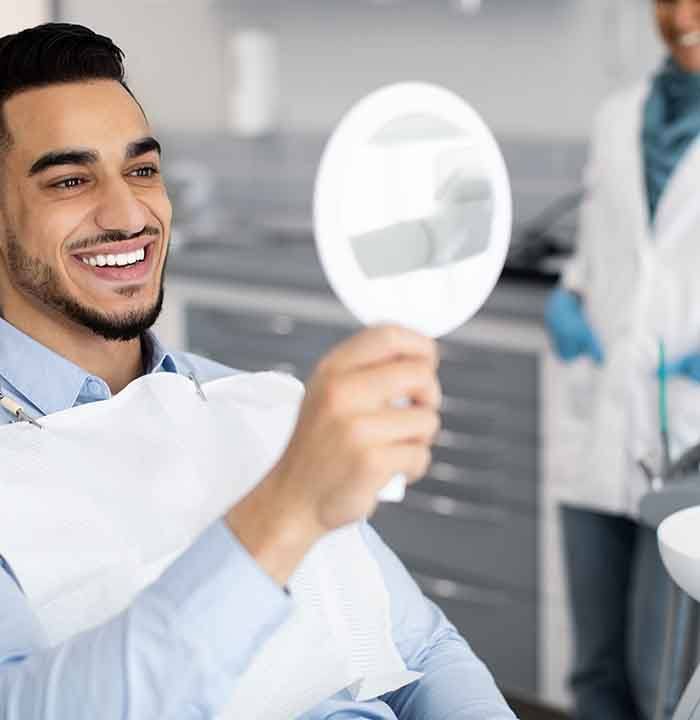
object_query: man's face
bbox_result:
[656,0,700,72]
[0,79,171,341]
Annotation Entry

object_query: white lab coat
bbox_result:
[556,81,700,517]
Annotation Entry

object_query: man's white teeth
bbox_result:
[679,32,700,48]
[82,247,146,268]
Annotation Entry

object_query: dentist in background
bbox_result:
[545,1,700,719]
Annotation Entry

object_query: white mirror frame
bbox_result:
[314,82,512,338]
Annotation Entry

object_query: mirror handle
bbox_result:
[379,475,406,503]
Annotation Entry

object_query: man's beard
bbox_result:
[6,235,165,342]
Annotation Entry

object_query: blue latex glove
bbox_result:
[544,288,604,365]
[665,353,700,383]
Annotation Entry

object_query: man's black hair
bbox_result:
[0,22,140,153]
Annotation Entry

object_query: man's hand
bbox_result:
[225,325,441,585]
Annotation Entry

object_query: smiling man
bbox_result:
[0,22,516,720]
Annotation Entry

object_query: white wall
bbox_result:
[270,0,664,140]
[3,0,51,34]
[59,0,228,133]
[57,0,665,140]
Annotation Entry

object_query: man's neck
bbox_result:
[2,300,144,395]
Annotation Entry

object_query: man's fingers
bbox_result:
[326,359,442,413]
[360,445,433,495]
[344,408,441,448]
[318,325,438,376]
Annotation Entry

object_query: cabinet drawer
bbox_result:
[432,436,537,476]
[187,304,348,345]
[419,461,536,509]
[441,393,537,443]
[186,305,348,360]
[439,344,538,404]
[440,339,538,376]
[409,567,537,696]
[187,340,314,379]
[440,368,537,406]
[193,337,319,375]
[372,489,537,592]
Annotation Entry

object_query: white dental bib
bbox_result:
[0,371,419,718]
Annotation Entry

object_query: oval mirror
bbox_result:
[313,83,512,500]
[314,82,512,339]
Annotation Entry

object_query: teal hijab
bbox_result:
[643,57,700,223]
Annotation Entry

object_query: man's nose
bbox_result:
[94,178,149,236]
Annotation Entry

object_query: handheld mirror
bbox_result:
[313,83,512,501]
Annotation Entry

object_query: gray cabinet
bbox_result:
[184,297,540,698]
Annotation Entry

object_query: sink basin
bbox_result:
[658,506,700,602]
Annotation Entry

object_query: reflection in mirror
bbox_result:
[314,82,511,339]
[347,114,494,279]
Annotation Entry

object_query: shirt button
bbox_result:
[86,378,104,396]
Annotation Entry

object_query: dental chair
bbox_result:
[640,442,700,720]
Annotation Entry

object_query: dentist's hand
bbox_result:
[226,325,441,585]
[544,288,604,365]
[664,353,700,383]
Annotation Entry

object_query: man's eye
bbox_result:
[52,177,86,189]
[130,166,159,178]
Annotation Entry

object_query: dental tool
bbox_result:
[0,389,43,428]
[187,372,208,402]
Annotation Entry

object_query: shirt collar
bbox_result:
[0,317,180,416]
[142,330,179,375]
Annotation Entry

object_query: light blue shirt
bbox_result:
[0,316,516,719]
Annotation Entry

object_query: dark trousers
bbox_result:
[561,505,689,720]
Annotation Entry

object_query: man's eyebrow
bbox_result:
[28,149,99,177]
[125,136,161,160]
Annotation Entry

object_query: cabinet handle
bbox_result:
[436,429,502,453]
[429,461,503,487]
[269,362,298,375]
[441,395,480,414]
[268,315,296,335]
[440,396,534,431]
[403,489,508,524]
[412,571,510,607]
[429,461,466,484]
[441,395,501,416]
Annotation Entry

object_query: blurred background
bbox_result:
[3,2,672,718]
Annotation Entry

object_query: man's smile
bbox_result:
[71,236,159,284]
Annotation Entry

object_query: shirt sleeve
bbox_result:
[361,523,518,720]
[0,520,290,719]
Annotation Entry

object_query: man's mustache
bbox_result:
[67,226,160,252]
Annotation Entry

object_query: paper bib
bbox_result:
[0,371,419,718]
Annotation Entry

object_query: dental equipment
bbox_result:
[187,372,208,402]
[350,172,492,279]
